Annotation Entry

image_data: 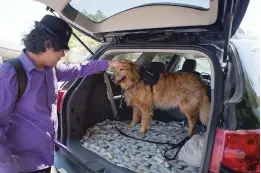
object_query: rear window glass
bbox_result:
[69,0,210,23]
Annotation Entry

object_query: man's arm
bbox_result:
[55,60,109,82]
[0,63,19,173]
[55,59,125,82]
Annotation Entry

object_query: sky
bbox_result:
[0,0,260,47]
[0,0,49,45]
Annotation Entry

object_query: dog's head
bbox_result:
[111,61,140,84]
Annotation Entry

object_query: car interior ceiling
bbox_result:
[64,50,213,172]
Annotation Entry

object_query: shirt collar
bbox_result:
[18,49,37,72]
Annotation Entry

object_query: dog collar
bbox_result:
[115,76,126,84]
[125,81,139,91]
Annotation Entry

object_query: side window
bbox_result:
[195,58,211,74]
[152,53,173,67]
[151,53,174,71]
[59,28,102,64]
[113,53,142,61]
[176,57,211,74]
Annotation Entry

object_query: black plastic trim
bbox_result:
[196,45,224,173]
[60,78,83,145]
[220,164,241,173]
[56,147,96,173]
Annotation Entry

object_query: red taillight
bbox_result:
[57,90,66,113]
[210,128,260,173]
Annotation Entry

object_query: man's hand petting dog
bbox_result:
[108,60,128,68]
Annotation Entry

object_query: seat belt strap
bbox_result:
[103,72,118,119]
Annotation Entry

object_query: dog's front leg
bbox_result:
[137,105,153,136]
[127,106,140,128]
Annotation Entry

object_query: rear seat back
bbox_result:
[177,59,201,77]
[179,59,197,72]
[144,62,166,73]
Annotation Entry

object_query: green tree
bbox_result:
[82,10,106,23]
[61,10,107,64]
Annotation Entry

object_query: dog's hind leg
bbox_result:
[187,115,197,137]
[127,106,140,128]
[180,101,198,137]
[147,110,153,130]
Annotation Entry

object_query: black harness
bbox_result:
[116,66,160,91]
[139,66,160,91]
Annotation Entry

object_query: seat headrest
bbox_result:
[145,62,165,73]
[181,59,196,72]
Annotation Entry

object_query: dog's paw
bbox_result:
[126,123,135,128]
[137,129,146,136]
[136,131,145,137]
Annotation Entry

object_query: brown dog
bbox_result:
[112,61,210,136]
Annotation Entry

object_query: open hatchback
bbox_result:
[35,0,249,43]
[33,0,260,173]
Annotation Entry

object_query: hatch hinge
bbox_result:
[222,0,236,75]
[110,36,123,44]
[188,33,200,43]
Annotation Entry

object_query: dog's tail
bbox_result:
[199,94,211,125]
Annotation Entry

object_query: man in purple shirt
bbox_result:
[0,15,125,173]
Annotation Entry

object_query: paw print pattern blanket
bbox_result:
[81,120,204,173]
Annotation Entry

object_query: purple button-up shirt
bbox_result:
[0,50,109,173]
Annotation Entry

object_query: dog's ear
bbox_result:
[130,63,140,82]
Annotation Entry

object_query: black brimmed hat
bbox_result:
[35,14,72,50]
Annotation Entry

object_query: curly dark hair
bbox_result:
[22,25,69,54]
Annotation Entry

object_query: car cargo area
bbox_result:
[62,50,214,173]
[80,119,207,173]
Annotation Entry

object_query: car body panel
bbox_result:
[231,39,260,129]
